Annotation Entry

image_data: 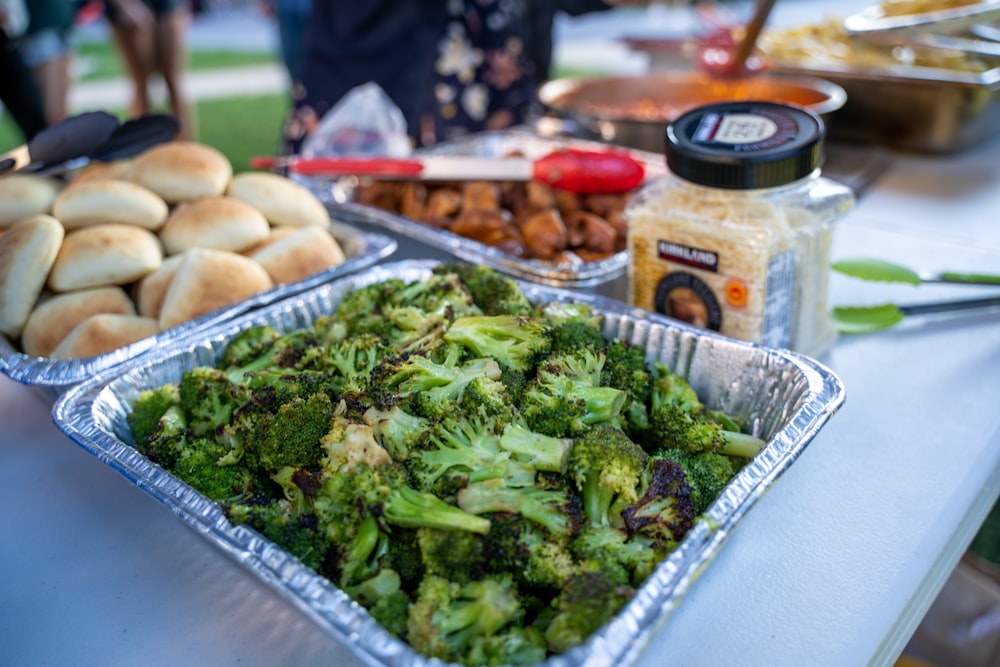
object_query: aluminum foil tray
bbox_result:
[1,219,396,399]
[52,259,845,667]
[318,129,667,288]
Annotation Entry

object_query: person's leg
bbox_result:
[108,16,156,118]
[153,7,194,139]
[18,28,72,125]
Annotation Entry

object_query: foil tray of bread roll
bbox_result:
[314,129,666,296]
[52,259,845,667]
[0,219,396,399]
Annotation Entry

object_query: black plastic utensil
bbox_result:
[6,111,120,174]
[35,114,180,177]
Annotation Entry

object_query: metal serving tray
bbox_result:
[1,219,396,399]
[769,61,1000,153]
[52,259,846,667]
[317,129,667,294]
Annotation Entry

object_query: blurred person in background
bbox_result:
[280,0,633,156]
[20,0,76,125]
[281,0,541,154]
[104,0,194,139]
[1,0,48,142]
[261,0,311,87]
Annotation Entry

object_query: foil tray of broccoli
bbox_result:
[53,259,845,667]
[1,220,396,399]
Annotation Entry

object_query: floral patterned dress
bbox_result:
[282,0,535,155]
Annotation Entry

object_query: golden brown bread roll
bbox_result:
[48,223,163,292]
[157,248,274,330]
[240,225,298,255]
[21,286,136,358]
[50,313,160,360]
[158,195,270,254]
[0,214,65,338]
[0,175,63,227]
[129,141,233,204]
[249,225,346,285]
[134,253,184,319]
[71,159,133,183]
[226,171,331,228]
[52,178,169,230]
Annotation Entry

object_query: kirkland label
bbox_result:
[657,240,719,272]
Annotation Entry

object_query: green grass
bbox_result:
[75,39,277,82]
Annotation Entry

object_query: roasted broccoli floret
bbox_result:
[386,348,503,420]
[216,324,282,370]
[384,486,492,535]
[602,338,653,435]
[457,478,576,537]
[172,436,257,504]
[406,414,504,492]
[520,361,626,438]
[434,262,533,317]
[363,405,431,461]
[566,424,647,527]
[324,332,385,395]
[498,423,573,473]
[228,501,333,573]
[127,383,180,447]
[620,457,697,549]
[219,329,321,382]
[543,570,634,655]
[467,626,548,667]
[570,525,661,588]
[443,314,551,372]
[236,391,335,471]
[177,366,242,438]
[657,447,736,514]
[406,574,523,665]
[142,403,189,468]
[644,362,765,459]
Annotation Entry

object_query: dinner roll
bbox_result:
[52,178,169,230]
[134,253,184,319]
[0,214,64,338]
[227,171,331,228]
[50,313,160,360]
[240,224,298,255]
[21,286,136,358]
[72,159,133,184]
[48,223,163,292]
[0,174,63,227]
[129,141,233,204]
[249,226,346,285]
[159,195,270,254]
[158,248,274,330]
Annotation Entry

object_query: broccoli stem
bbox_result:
[457,480,569,535]
[720,430,765,458]
[581,472,615,527]
[384,487,491,535]
[577,385,627,425]
[498,424,572,473]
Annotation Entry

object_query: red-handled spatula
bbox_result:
[251,148,647,194]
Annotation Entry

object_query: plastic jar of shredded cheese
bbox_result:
[625,101,854,357]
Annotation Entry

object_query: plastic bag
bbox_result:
[301,82,412,158]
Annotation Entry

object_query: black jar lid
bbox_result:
[665,101,825,190]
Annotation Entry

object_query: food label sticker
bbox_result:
[761,249,795,348]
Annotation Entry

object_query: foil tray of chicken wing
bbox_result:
[314,129,667,291]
